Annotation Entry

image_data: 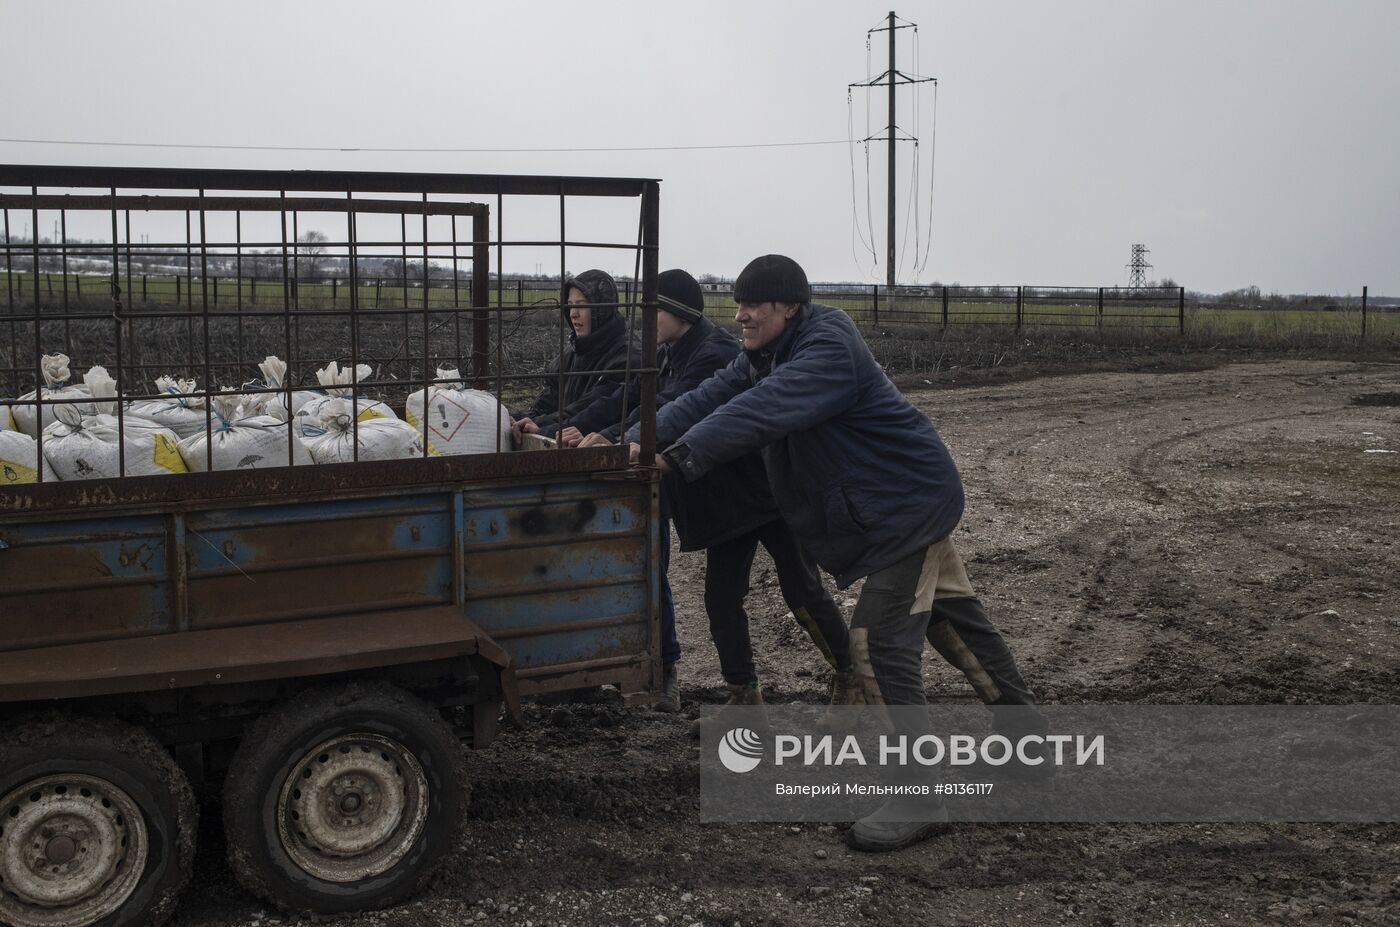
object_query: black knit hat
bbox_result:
[656,269,706,324]
[733,254,810,305]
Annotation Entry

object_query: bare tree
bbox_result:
[296,230,329,280]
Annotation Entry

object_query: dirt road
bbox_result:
[175,359,1400,927]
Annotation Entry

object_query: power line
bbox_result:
[0,136,848,155]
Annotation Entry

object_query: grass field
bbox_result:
[2,272,1396,358]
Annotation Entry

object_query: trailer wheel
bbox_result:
[222,682,468,914]
[0,716,196,927]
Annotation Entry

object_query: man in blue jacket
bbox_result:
[644,255,1040,851]
[562,269,854,714]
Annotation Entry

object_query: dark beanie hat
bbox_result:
[656,269,706,324]
[733,254,810,305]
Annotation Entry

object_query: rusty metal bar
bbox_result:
[346,189,359,463]
[481,612,647,640]
[279,193,295,467]
[421,193,431,459]
[0,446,627,515]
[494,193,504,453]
[30,188,43,482]
[0,165,655,198]
[472,209,491,389]
[112,188,127,478]
[555,183,566,445]
[638,181,659,466]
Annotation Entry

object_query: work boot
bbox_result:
[846,795,949,852]
[722,681,764,706]
[815,671,864,733]
[690,682,763,738]
[652,662,681,713]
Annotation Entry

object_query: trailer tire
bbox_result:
[0,715,197,927]
[222,682,468,914]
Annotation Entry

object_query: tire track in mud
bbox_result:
[932,370,1390,704]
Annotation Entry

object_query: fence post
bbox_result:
[518,279,525,306]
[332,278,338,305]
[1178,286,1186,336]
[1361,285,1368,341]
[872,284,879,324]
[174,275,179,303]
[212,275,218,305]
[1096,286,1104,332]
[941,285,949,329]
[1016,285,1024,332]
[142,274,147,303]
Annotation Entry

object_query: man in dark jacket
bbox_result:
[644,255,1041,852]
[565,270,854,714]
[512,269,639,439]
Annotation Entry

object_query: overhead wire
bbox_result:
[847,90,878,271]
[0,137,847,154]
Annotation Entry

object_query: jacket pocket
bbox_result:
[823,486,867,535]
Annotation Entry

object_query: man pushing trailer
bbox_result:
[635,255,1042,851]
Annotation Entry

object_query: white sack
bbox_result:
[41,402,187,481]
[251,355,322,422]
[302,398,428,464]
[404,367,511,456]
[127,376,210,439]
[177,395,312,472]
[11,354,94,437]
[292,361,396,438]
[0,431,44,485]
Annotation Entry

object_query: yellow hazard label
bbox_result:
[0,457,37,484]
[357,406,387,423]
[151,433,188,474]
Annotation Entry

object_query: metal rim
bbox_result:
[0,773,149,927]
[275,733,429,884]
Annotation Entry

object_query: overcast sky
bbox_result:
[2,0,1396,295]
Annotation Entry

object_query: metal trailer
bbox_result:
[0,165,662,927]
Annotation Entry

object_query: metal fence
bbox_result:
[1,264,1392,342]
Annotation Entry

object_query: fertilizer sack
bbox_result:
[405,367,511,456]
[0,431,45,485]
[41,407,187,481]
[127,376,210,439]
[11,354,95,437]
[292,361,396,439]
[249,355,322,422]
[177,395,312,472]
[302,398,428,464]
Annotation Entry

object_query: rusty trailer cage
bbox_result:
[0,164,663,700]
[0,164,661,498]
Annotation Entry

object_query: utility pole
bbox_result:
[849,11,935,288]
[1126,244,1153,288]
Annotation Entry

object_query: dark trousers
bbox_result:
[704,518,852,687]
[851,539,1036,709]
[660,519,680,666]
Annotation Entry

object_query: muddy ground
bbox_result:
[174,358,1400,927]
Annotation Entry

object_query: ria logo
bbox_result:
[718,727,764,774]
